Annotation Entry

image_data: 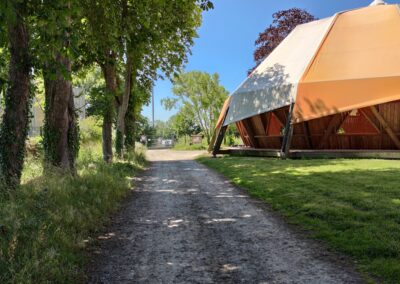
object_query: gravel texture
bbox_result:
[88,149,365,284]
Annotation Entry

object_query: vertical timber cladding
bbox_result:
[235,100,400,150]
[235,121,251,147]
[235,106,289,149]
[292,100,400,150]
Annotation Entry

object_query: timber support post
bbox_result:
[302,121,313,149]
[370,106,400,149]
[242,118,258,148]
[213,125,228,158]
[318,112,349,149]
[212,125,228,157]
[281,103,295,159]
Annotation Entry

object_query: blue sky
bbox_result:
[142,0,399,122]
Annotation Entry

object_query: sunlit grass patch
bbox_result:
[198,156,400,283]
[172,138,208,151]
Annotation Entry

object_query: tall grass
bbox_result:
[0,129,146,283]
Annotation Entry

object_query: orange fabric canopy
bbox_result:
[294,5,400,122]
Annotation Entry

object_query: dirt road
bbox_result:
[88,149,364,283]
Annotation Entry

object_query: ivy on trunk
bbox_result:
[0,5,32,189]
[43,54,79,173]
[101,56,117,163]
[116,54,135,157]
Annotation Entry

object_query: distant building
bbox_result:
[29,100,45,136]
[0,84,86,136]
[74,87,86,120]
[28,87,86,136]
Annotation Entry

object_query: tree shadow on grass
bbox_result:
[199,156,400,283]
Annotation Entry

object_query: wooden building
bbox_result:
[210,1,400,158]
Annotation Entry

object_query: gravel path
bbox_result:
[88,149,364,284]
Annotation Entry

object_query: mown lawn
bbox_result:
[198,156,400,283]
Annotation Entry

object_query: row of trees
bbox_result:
[0,0,213,188]
[149,116,201,142]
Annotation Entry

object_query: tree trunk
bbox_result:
[0,13,31,188]
[102,108,113,163]
[43,53,77,173]
[117,55,133,136]
[124,94,136,151]
[67,87,79,171]
[101,59,117,163]
[116,55,133,156]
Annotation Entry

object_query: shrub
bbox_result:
[25,136,43,158]
[79,117,102,144]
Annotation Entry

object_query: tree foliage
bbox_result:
[124,84,151,150]
[169,109,201,139]
[32,1,83,172]
[250,8,316,73]
[0,0,213,188]
[153,120,175,139]
[80,0,211,160]
[162,71,228,144]
[0,48,9,98]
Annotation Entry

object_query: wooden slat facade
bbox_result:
[235,100,400,151]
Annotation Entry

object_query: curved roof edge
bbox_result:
[223,16,337,126]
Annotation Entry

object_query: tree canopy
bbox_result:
[250,8,316,74]
[0,0,213,187]
[162,71,228,144]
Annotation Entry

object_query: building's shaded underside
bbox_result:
[235,100,400,151]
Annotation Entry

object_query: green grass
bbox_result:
[172,136,208,151]
[0,140,146,283]
[198,156,400,283]
[172,135,243,151]
[173,142,208,151]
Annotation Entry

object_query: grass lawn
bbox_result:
[173,142,208,151]
[172,135,242,151]
[198,156,400,283]
[172,136,208,151]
